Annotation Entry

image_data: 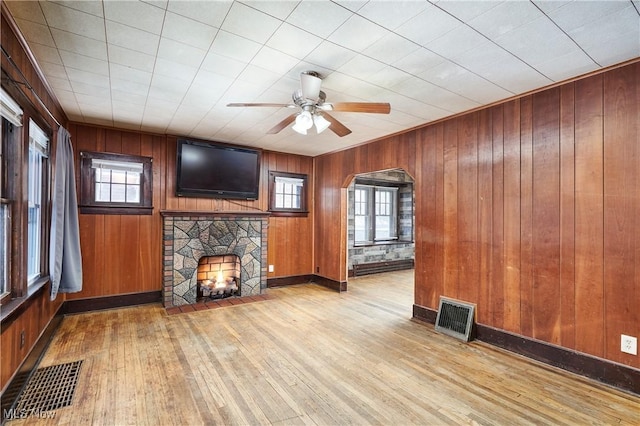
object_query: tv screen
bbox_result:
[176,139,261,200]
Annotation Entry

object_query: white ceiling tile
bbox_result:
[338,55,386,80]
[142,1,168,10]
[107,45,156,72]
[545,1,629,34]
[251,47,299,74]
[328,15,389,52]
[266,23,323,59]
[286,1,353,39]
[567,5,640,66]
[532,1,572,15]
[426,25,488,61]
[363,33,420,65]
[51,1,104,17]
[493,17,587,71]
[106,21,160,56]
[41,2,105,41]
[59,51,109,75]
[40,62,67,79]
[70,80,111,98]
[65,67,110,88]
[52,88,77,103]
[209,31,262,63]
[6,2,47,24]
[237,65,281,88]
[435,1,501,22]
[112,88,148,105]
[358,0,430,30]
[364,66,413,90]
[332,0,367,13]
[47,76,73,91]
[181,83,226,109]
[75,92,111,107]
[111,88,148,106]
[396,3,462,46]
[103,1,166,34]
[15,20,56,47]
[422,62,512,104]
[468,1,543,41]
[167,0,232,28]
[221,2,281,44]
[154,58,198,83]
[452,41,549,94]
[30,43,63,65]
[161,12,218,50]
[240,1,299,20]
[391,76,479,112]
[148,75,190,103]
[200,52,248,78]
[191,70,235,93]
[51,29,107,60]
[157,38,207,67]
[321,74,385,101]
[394,48,446,77]
[533,49,599,82]
[304,41,358,72]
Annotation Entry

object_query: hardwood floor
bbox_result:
[10,270,639,425]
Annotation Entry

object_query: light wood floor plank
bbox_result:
[9,270,640,425]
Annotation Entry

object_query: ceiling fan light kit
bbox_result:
[227,71,391,137]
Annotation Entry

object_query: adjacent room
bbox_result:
[1,1,639,424]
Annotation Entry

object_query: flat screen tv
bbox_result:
[176,139,261,200]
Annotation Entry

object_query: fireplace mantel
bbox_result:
[160,210,271,218]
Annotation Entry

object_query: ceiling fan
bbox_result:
[227,71,391,137]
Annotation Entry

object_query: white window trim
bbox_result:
[1,88,23,127]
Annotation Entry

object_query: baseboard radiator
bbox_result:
[352,259,414,277]
[435,297,475,342]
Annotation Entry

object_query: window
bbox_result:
[1,88,23,303]
[79,151,153,215]
[354,184,398,245]
[268,171,308,216]
[27,119,49,285]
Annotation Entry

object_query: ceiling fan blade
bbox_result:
[227,103,295,108]
[325,102,391,114]
[322,112,352,137]
[267,114,297,134]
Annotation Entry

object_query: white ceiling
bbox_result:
[5,0,640,156]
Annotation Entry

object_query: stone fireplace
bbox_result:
[161,211,269,307]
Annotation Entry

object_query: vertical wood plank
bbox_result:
[520,96,534,338]
[531,89,561,344]
[443,119,459,298]
[603,64,638,365]
[559,83,576,349]
[574,74,605,357]
[477,109,493,324]
[457,113,479,305]
[491,105,505,328]
[503,99,521,334]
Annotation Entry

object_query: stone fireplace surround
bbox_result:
[161,211,269,307]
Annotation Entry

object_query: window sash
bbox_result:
[27,120,48,284]
[0,202,9,297]
[354,184,398,244]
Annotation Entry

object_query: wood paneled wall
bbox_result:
[1,7,68,393]
[68,125,314,299]
[314,61,640,368]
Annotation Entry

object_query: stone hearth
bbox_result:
[161,211,269,307]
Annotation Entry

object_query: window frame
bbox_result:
[268,171,308,217]
[354,182,401,246]
[79,151,153,215]
[27,119,50,287]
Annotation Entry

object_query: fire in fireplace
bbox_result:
[197,255,240,300]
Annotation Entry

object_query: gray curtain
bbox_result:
[49,126,82,300]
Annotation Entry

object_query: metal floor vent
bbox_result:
[435,297,475,341]
[14,360,83,413]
